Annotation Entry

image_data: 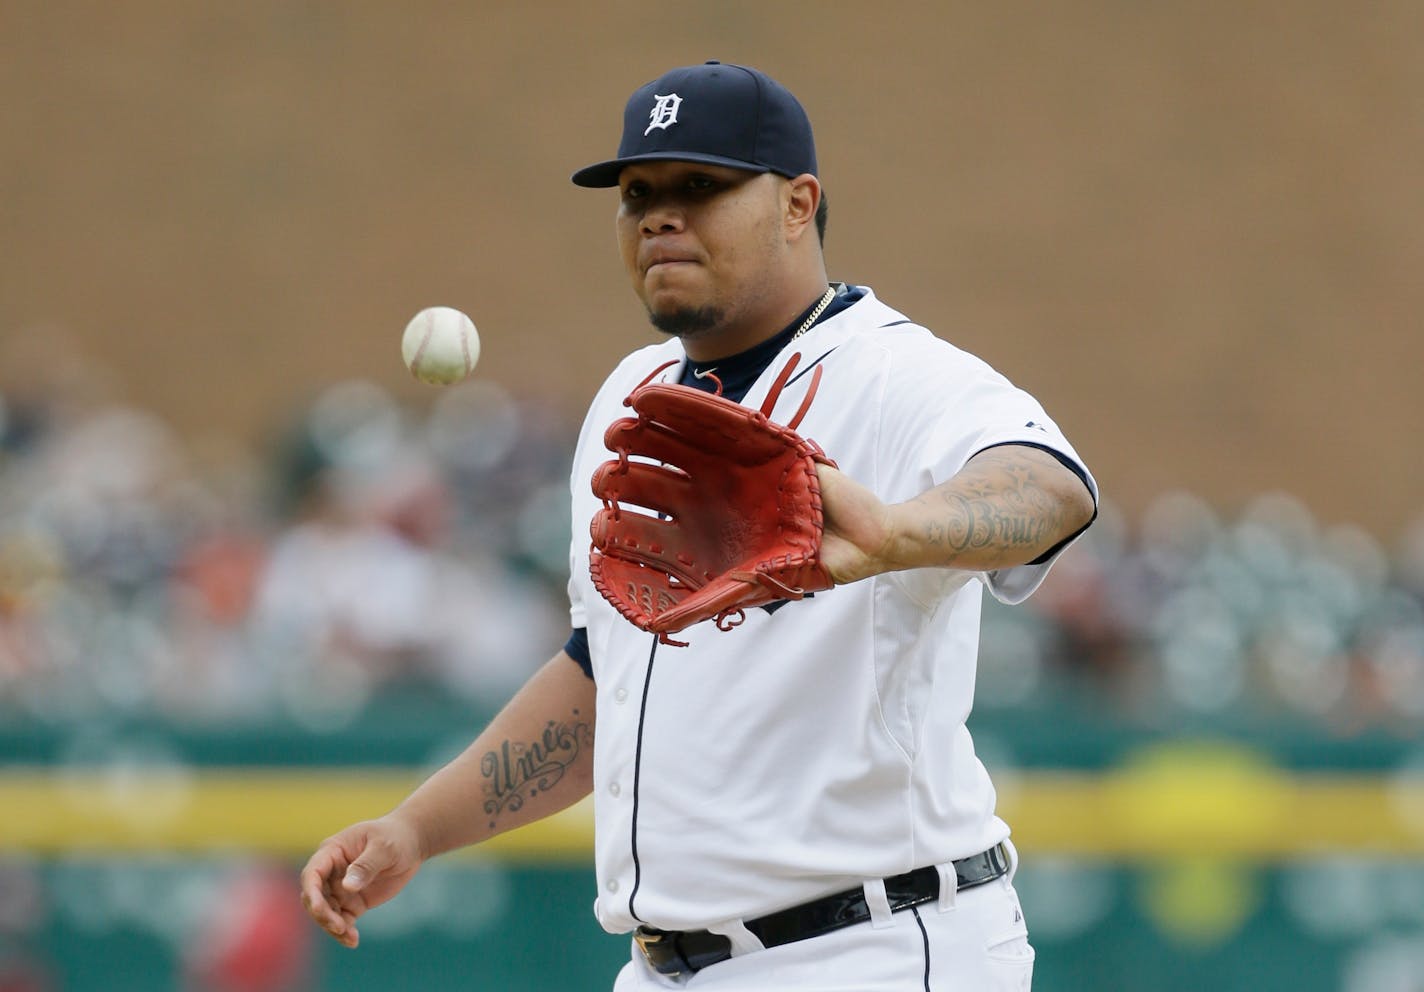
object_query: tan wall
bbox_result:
[2,2,1420,537]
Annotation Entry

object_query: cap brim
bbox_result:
[570,151,773,188]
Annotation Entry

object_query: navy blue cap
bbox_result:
[571,61,817,188]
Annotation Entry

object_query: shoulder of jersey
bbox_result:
[835,296,952,359]
[841,319,1015,399]
[842,315,973,365]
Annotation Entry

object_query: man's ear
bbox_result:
[784,174,821,243]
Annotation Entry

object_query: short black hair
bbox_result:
[815,189,829,245]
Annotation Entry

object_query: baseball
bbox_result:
[401,306,480,385]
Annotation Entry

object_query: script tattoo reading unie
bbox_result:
[481,714,594,828]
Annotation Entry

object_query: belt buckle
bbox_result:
[635,928,683,976]
[634,928,665,958]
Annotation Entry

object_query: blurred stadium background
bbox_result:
[2,3,1422,990]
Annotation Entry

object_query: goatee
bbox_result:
[649,305,724,339]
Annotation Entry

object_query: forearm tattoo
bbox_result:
[915,449,1073,565]
[481,713,594,829]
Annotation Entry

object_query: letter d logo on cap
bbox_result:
[645,93,683,135]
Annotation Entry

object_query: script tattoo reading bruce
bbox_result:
[481,712,593,829]
[917,447,1069,563]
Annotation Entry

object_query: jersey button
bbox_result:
[606,879,620,894]
[614,688,628,703]
[608,782,621,797]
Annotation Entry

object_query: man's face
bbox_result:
[616,161,790,341]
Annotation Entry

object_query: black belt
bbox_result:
[633,844,1010,978]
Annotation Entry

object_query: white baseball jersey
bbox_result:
[567,286,1096,936]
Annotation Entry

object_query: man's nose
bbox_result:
[639,197,686,234]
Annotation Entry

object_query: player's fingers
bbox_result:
[301,886,350,942]
[299,853,338,915]
[335,909,361,949]
[321,881,374,948]
[300,844,358,939]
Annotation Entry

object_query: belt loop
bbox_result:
[707,919,766,957]
[863,878,895,929]
[1002,839,1020,885]
[935,863,957,912]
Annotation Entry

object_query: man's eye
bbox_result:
[687,176,716,192]
[622,184,648,200]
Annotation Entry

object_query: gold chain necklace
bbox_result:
[791,285,837,341]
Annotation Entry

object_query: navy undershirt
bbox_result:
[677,283,865,401]
[564,284,866,678]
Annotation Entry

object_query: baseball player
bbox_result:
[301,61,1097,991]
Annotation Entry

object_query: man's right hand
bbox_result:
[297,651,598,949]
[299,814,424,948]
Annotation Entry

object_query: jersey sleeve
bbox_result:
[568,365,625,632]
[917,355,1098,605]
[568,419,595,630]
[567,343,685,633]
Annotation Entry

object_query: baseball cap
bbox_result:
[571,60,817,188]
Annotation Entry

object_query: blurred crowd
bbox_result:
[980,490,1424,736]
[0,366,575,731]
[1,367,1423,738]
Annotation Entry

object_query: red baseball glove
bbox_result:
[589,353,835,646]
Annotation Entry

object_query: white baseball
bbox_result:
[401,306,480,385]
